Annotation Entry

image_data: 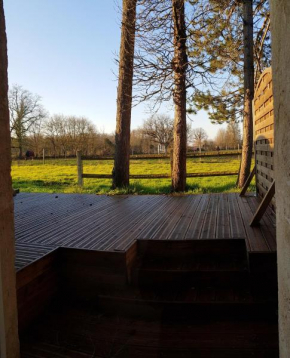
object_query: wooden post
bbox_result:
[77,151,83,186]
[0,1,20,356]
[170,149,173,176]
[42,148,45,165]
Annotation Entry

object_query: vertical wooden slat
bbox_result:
[254,68,275,211]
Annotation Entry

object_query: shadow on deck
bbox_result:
[15,193,278,357]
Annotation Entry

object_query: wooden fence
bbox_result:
[76,151,238,186]
[253,67,275,210]
[81,150,242,161]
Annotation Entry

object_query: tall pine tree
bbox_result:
[113,0,138,188]
[188,0,270,187]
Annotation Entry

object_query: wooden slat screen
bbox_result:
[254,68,275,210]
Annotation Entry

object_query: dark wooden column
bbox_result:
[0,1,20,357]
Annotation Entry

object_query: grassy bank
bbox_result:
[11,156,254,195]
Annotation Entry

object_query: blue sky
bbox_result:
[4,0,227,139]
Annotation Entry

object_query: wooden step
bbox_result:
[137,238,248,259]
[131,254,249,288]
[95,286,277,321]
[132,267,249,289]
[20,302,279,358]
[21,342,279,358]
[132,239,249,289]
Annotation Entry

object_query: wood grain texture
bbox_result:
[254,68,275,210]
[14,193,276,265]
[0,1,20,355]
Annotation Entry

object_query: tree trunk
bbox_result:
[238,0,254,188]
[171,0,188,192]
[18,138,23,159]
[113,0,137,188]
[0,1,20,356]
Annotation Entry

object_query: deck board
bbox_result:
[169,195,202,240]
[216,194,231,239]
[247,196,277,251]
[185,195,210,239]
[200,194,219,239]
[236,194,270,252]
[14,193,276,270]
[15,243,56,271]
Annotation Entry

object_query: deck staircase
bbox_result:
[98,239,277,320]
[21,238,279,358]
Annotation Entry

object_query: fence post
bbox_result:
[77,151,83,186]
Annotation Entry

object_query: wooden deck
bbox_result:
[15,193,278,357]
[14,192,276,271]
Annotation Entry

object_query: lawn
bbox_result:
[11,156,254,195]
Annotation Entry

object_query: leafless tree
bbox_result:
[225,121,241,149]
[142,114,174,153]
[133,0,222,190]
[192,127,208,153]
[44,115,61,158]
[9,84,47,158]
[44,115,99,158]
[215,128,227,149]
[28,118,45,157]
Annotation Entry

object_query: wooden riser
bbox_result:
[20,301,279,358]
[19,236,279,358]
[132,269,249,289]
[248,252,277,273]
[97,295,277,321]
[21,338,279,358]
[20,319,279,358]
[137,239,248,259]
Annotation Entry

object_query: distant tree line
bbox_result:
[9,84,241,159]
[9,84,116,159]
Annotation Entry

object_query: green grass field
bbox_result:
[11,156,254,195]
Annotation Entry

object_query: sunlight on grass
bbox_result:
[11,156,254,195]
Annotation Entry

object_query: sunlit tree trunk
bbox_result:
[171,0,188,192]
[113,0,137,188]
[238,0,254,188]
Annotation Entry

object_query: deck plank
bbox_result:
[15,243,56,271]
[141,197,186,240]
[169,195,202,240]
[228,193,247,239]
[236,194,270,252]
[14,193,276,270]
[247,196,277,252]
[200,194,220,239]
[113,196,175,251]
[185,195,210,239]
[159,196,194,240]
[216,194,231,239]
